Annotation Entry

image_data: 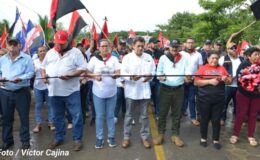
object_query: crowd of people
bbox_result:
[0,30,260,152]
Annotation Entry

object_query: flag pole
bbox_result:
[85,9,120,55]
[85,9,110,41]
[236,20,256,35]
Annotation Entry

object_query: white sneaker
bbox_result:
[114,117,118,124]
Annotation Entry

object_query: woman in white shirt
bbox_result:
[32,46,55,133]
[87,39,120,149]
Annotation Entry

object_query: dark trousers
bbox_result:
[221,86,237,121]
[150,79,161,116]
[80,83,87,124]
[0,88,31,144]
[114,87,126,118]
[182,83,197,119]
[158,85,184,136]
[197,96,224,141]
[87,81,95,119]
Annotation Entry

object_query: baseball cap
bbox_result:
[119,39,126,45]
[149,37,160,43]
[54,30,69,44]
[7,37,20,45]
[204,39,212,45]
[169,39,180,48]
[215,40,222,45]
[126,38,134,45]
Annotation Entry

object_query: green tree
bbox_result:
[156,12,198,42]
[0,19,9,35]
[38,15,54,42]
[198,0,259,44]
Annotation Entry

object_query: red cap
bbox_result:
[54,30,69,44]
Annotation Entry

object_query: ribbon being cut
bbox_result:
[238,64,260,92]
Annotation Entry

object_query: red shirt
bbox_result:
[195,64,229,81]
[195,64,229,100]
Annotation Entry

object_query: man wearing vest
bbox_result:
[219,42,244,126]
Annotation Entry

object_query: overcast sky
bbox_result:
[0,0,204,32]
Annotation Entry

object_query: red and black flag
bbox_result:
[68,11,87,40]
[128,29,136,38]
[113,33,119,47]
[250,0,260,20]
[91,23,98,42]
[158,31,170,48]
[91,23,99,49]
[0,25,8,48]
[99,17,109,40]
[81,38,89,48]
[48,0,87,29]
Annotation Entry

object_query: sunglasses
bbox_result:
[229,45,237,51]
[8,42,18,46]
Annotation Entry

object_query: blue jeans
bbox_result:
[49,91,83,142]
[34,88,54,124]
[221,86,237,121]
[114,87,126,118]
[150,79,161,116]
[182,83,197,119]
[93,94,117,140]
[87,81,95,119]
[1,88,31,143]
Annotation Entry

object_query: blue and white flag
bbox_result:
[12,8,27,50]
[23,24,45,56]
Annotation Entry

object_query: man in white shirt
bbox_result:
[181,38,203,126]
[41,30,87,151]
[121,37,156,149]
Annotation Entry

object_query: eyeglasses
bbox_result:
[100,45,109,48]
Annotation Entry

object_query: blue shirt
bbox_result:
[0,52,34,91]
[156,54,190,86]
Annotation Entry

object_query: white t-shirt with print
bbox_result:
[87,55,121,98]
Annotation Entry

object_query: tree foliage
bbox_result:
[157,0,260,45]
[0,19,9,35]
[38,15,53,42]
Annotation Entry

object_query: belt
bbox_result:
[0,87,27,93]
[161,84,183,90]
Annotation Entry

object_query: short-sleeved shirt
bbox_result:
[87,55,120,98]
[33,58,47,90]
[195,64,229,99]
[180,50,203,75]
[41,48,87,97]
